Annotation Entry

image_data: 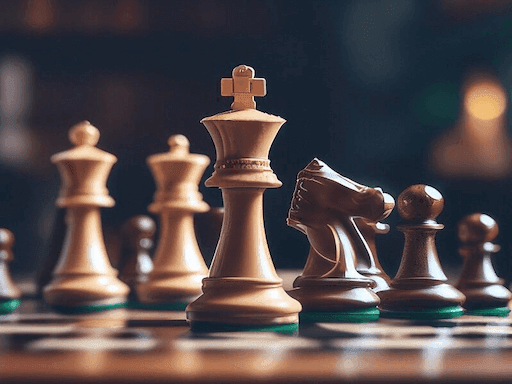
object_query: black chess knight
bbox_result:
[287,159,395,323]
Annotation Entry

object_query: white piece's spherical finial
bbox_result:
[168,134,190,155]
[69,121,100,146]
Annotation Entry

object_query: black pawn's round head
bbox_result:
[0,228,14,262]
[397,184,444,222]
[121,216,156,251]
[458,213,498,244]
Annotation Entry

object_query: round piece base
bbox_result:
[128,301,188,311]
[300,307,380,323]
[466,306,510,317]
[190,321,298,334]
[0,299,21,314]
[52,301,126,314]
[379,305,464,320]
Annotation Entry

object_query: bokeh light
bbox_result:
[464,79,507,120]
[23,0,56,31]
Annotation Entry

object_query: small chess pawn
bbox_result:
[354,218,392,292]
[456,213,511,316]
[378,185,466,319]
[137,135,210,310]
[118,215,156,303]
[287,159,395,323]
[43,121,129,312]
[0,229,21,314]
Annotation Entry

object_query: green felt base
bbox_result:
[128,301,189,311]
[300,307,380,323]
[52,302,126,314]
[466,306,510,317]
[0,299,21,314]
[379,305,464,320]
[190,321,299,334]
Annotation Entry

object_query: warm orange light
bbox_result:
[464,80,507,120]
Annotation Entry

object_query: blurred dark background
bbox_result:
[2,0,512,282]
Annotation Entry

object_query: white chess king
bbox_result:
[186,65,302,332]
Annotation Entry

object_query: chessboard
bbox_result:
[2,272,512,384]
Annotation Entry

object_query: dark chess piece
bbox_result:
[118,215,156,304]
[378,185,466,320]
[287,159,395,323]
[194,207,224,266]
[0,229,22,314]
[456,213,511,317]
[36,208,66,297]
[354,218,392,292]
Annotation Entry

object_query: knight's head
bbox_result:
[288,159,394,230]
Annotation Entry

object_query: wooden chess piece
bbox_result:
[456,213,512,316]
[194,207,225,266]
[354,218,392,292]
[0,229,21,314]
[378,185,466,319]
[286,159,395,323]
[118,215,156,303]
[36,208,66,297]
[137,135,210,310]
[186,65,302,332]
[43,121,129,313]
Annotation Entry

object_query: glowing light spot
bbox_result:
[464,81,507,120]
[0,124,31,162]
[23,0,56,31]
[114,0,144,31]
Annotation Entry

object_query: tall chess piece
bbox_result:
[0,229,21,314]
[354,218,392,292]
[456,213,512,316]
[43,121,129,313]
[137,135,210,310]
[186,65,302,332]
[378,185,466,319]
[118,215,156,304]
[287,159,394,323]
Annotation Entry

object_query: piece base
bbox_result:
[300,307,380,323]
[466,306,510,317]
[128,301,188,311]
[379,305,464,320]
[190,321,298,334]
[0,299,21,314]
[52,302,126,314]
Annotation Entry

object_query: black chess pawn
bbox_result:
[0,229,22,314]
[36,208,66,297]
[378,185,466,319]
[194,207,224,267]
[354,218,392,292]
[456,213,511,317]
[118,215,156,304]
